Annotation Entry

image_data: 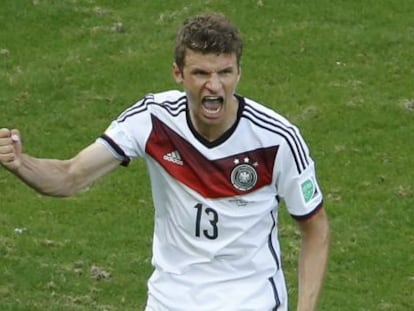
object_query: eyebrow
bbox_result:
[189,65,235,74]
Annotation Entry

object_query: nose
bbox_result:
[205,73,222,92]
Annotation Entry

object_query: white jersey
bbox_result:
[97,90,323,311]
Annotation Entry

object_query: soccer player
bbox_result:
[0,12,329,311]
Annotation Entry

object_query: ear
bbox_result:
[172,62,183,84]
[237,66,242,83]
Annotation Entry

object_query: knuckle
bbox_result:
[0,137,11,145]
[0,155,11,163]
[0,128,11,137]
[0,145,13,154]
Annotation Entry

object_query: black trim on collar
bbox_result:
[186,94,245,148]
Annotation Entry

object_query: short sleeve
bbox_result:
[276,132,323,219]
[96,98,154,164]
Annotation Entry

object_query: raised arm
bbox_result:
[0,128,122,197]
[296,207,330,311]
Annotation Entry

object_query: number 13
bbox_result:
[194,203,218,240]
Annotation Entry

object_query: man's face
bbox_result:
[173,49,241,138]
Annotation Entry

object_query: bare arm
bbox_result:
[0,128,122,197]
[16,143,121,196]
[296,207,330,311]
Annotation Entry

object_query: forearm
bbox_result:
[296,210,330,311]
[12,154,79,197]
[4,142,122,197]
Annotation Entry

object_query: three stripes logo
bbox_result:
[163,150,183,166]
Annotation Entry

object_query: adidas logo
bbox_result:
[163,150,183,166]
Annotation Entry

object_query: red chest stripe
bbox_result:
[145,115,278,198]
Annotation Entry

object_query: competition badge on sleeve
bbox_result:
[300,177,318,203]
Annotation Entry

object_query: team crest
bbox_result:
[231,157,258,191]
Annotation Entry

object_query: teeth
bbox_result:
[202,96,222,113]
[205,105,221,113]
[203,96,223,103]
[205,96,220,101]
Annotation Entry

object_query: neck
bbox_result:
[190,96,239,142]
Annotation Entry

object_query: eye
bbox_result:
[219,68,234,76]
[192,69,208,76]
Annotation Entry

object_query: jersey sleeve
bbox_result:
[275,128,323,219]
[96,97,153,165]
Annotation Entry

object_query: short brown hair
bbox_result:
[174,12,243,71]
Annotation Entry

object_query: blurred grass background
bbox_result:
[1,0,413,310]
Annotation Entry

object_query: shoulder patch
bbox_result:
[301,178,315,203]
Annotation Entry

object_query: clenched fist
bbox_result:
[0,128,22,171]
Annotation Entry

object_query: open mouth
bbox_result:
[202,96,224,114]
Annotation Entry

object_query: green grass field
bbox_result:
[1,0,413,310]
